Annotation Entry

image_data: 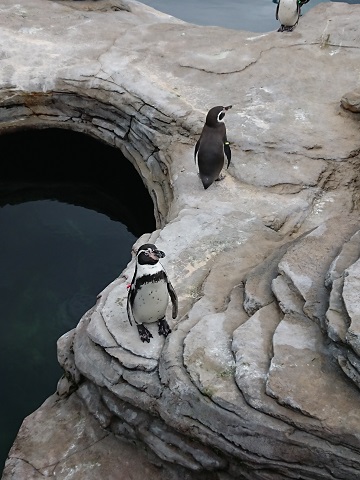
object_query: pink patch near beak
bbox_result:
[148,251,160,261]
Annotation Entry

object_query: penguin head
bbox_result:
[136,243,165,265]
[205,105,232,127]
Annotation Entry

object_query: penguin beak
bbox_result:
[150,249,165,260]
[224,105,232,111]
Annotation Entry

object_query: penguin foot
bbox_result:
[137,324,153,343]
[279,25,296,32]
[215,173,226,182]
[158,318,171,337]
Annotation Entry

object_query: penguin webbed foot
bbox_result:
[278,25,290,32]
[137,324,153,343]
[158,318,171,337]
[215,173,226,182]
[278,24,296,32]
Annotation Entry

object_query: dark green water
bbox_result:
[0,200,137,469]
[0,129,155,473]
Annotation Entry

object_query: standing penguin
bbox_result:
[194,105,232,190]
[276,0,309,32]
[127,243,178,343]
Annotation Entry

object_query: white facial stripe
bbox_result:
[138,248,152,257]
[217,111,225,123]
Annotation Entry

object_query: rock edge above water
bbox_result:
[2,1,360,478]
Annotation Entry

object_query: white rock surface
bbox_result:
[2,0,360,479]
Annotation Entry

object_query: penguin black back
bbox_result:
[194,105,232,190]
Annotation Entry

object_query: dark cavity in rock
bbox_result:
[0,128,155,237]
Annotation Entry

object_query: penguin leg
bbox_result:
[158,318,172,337]
[137,324,153,343]
[215,174,226,182]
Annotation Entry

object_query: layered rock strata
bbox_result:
[2,0,360,479]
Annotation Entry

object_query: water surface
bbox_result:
[0,200,137,471]
[140,0,359,32]
[0,129,155,473]
[2,0,360,473]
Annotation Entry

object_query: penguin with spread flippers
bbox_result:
[127,243,178,343]
[194,105,232,190]
[276,0,309,32]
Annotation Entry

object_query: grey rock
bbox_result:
[343,259,360,356]
[2,0,360,479]
[277,217,359,329]
[325,276,348,343]
[272,275,305,315]
[341,87,360,113]
[325,229,360,287]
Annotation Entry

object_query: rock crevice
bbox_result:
[2,1,360,479]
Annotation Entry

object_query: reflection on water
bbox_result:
[140,0,359,32]
[0,200,137,472]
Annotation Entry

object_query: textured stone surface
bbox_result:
[2,0,360,479]
[341,87,360,113]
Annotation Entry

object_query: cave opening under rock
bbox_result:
[0,127,156,473]
[0,127,156,237]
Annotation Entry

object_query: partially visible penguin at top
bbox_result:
[276,0,310,32]
[194,105,232,190]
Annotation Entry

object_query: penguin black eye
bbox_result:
[218,112,225,121]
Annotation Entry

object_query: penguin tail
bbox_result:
[199,173,214,189]
[202,180,213,190]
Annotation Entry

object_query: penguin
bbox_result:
[276,0,309,32]
[194,105,232,190]
[126,243,178,343]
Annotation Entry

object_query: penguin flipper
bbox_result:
[167,281,178,319]
[224,142,231,169]
[126,295,134,326]
[276,2,279,20]
[126,282,136,327]
[194,139,200,163]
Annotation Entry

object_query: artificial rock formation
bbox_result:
[2,0,360,479]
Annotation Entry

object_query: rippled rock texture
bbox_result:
[2,0,360,478]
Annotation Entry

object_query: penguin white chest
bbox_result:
[132,281,169,324]
[278,0,299,26]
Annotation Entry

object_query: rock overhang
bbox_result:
[2,0,360,479]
